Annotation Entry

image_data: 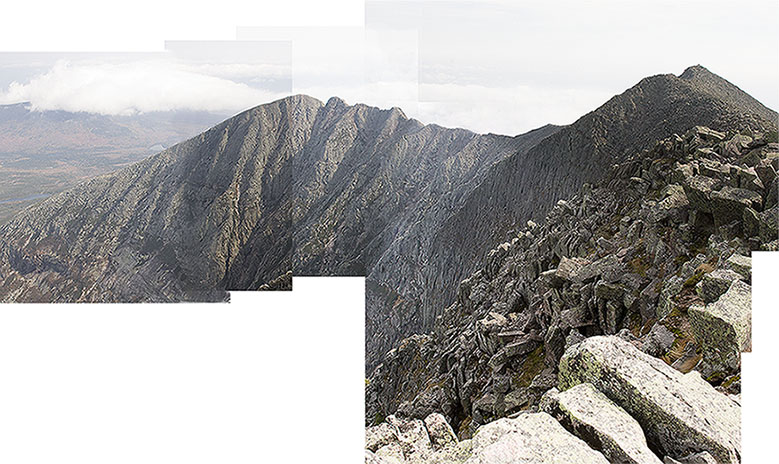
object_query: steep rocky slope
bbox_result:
[0,95,557,302]
[0,96,319,301]
[366,124,776,452]
[287,97,559,367]
[406,66,777,372]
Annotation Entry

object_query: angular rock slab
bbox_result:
[696,269,742,304]
[689,279,752,369]
[722,253,751,282]
[540,384,662,464]
[558,336,740,464]
[424,413,457,450]
[465,412,609,464]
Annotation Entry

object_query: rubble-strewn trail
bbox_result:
[366,125,777,463]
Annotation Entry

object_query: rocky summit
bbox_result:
[366,121,777,462]
[366,64,777,371]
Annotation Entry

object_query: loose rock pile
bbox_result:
[366,126,776,461]
[367,336,741,463]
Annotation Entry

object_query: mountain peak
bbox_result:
[325,96,348,108]
[679,64,713,79]
[676,64,777,122]
[274,94,323,109]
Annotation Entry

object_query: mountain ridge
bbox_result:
[405,65,777,370]
[0,66,774,326]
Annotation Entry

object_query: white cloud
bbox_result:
[0,60,286,115]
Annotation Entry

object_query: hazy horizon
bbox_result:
[1,0,776,135]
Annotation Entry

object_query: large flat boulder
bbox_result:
[465,412,609,464]
[367,422,400,452]
[540,384,662,464]
[558,336,741,464]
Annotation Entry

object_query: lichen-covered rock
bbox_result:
[386,415,433,459]
[367,422,401,452]
[466,413,609,464]
[559,336,741,464]
[555,256,590,283]
[540,384,662,464]
[366,414,472,464]
[722,253,751,281]
[689,279,752,373]
[696,269,743,303]
[424,413,457,450]
[710,186,762,226]
[653,184,690,223]
[683,175,719,213]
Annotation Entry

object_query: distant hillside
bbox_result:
[0,103,227,222]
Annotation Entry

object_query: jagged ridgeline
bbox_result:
[0,93,558,301]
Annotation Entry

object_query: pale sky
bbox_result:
[0,0,776,135]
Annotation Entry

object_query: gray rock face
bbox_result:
[288,97,560,370]
[540,384,662,464]
[559,336,741,464]
[0,95,556,306]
